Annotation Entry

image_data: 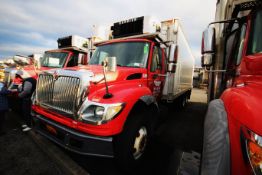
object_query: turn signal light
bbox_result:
[241,127,262,175]
[248,142,262,167]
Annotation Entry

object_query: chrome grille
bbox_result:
[37,74,81,115]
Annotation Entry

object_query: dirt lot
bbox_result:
[0,88,207,175]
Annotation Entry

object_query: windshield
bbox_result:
[248,9,262,54]
[89,42,150,68]
[41,52,68,68]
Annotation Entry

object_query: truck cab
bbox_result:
[201,1,262,174]
[5,35,89,90]
[41,49,87,69]
[40,35,90,69]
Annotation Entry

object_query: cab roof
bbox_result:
[95,33,168,47]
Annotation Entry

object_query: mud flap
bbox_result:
[201,99,230,175]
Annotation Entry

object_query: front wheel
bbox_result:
[113,111,153,171]
[132,126,148,160]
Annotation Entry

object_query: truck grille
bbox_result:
[36,74,81,116]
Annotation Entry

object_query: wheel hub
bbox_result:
[133,126,147,160]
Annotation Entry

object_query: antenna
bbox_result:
[102,58,113,99]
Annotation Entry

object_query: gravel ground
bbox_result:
[0,112,63,175]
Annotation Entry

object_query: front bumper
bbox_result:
[32,113,114,158]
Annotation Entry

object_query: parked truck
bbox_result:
[4,35,92,112]
[201,0,262,175]
[4,35,91,89]
[31,16,194,169]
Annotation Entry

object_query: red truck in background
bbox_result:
[5,35,96,112]
[4,35,91,90]
[31,16,195,169]
[5,35,95,111]
[201,0,262,175]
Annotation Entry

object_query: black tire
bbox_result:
[179,95,187,109]
[113,110,153,171]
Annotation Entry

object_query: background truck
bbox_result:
[31,16,194,169]
[5,35,93,112]
[201,0,262,175]
[3,35,91,89]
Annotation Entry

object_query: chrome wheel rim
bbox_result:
[133,126,147,160]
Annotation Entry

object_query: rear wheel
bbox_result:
[179,95,187,109]
[113,110,153,171]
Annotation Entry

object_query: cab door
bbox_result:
[148,45,165,99]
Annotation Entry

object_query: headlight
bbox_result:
[78,101,124,125]
[241,127,262,175]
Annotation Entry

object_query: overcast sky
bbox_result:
[0,0,216,65]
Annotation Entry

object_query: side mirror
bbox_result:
[78,54,88,65]
[78,55,83,65]
[201,27,215,67]
[201,27,215,54]
[77,53,87,65]
[201,54,214,67]
[102,57,117,72]
[168,44,178,63]
[167,44,178,73]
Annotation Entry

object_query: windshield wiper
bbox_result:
[117,64,141,68]
[129,66,140,68]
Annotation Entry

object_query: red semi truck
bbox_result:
[201,0,262,174]
[31,16,194,169]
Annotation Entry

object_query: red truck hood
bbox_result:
[222,77,262,135]
[39,65,148,104]
[62,65,147,83]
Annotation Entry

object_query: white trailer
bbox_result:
[160,19,195,102]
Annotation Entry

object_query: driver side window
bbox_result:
[151,46,161,72]
[224,22,247,69]
[67,53,78,67]
[224,28,239,69]
[236,24,247,65]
